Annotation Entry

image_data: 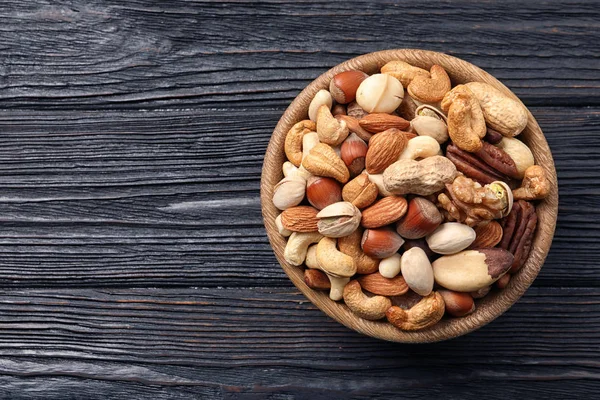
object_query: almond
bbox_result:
[359,113,410,133]
[365,128,408,174]
[304,269,331,290]
[280,206,319,232]
[469,220,503,249]
[361,196,408,228]
[404,132,418,140]
[357,272,409,296]
[335,114,373,143]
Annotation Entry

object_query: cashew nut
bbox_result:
[316,237,356,277]
[275,214,292,237]
[343,280,392,320]
[513,165,550,200]
[441,85,486,153]
[308,89,333,122]
[316,105,349,146]
[407,65,451,104]
[386,292,445,331]
[306,244,351,301]
[302,131,320,161]
[398,136,440,160]
[305,244,319,269]
[283,161,312,181]
[329,276,351,301]
[381,60,430,87]
[284,120,316,166]
[283,232,323,266]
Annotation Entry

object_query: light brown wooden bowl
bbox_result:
[260,49,558,342]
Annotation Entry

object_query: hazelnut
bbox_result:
[356,74,404,113]
[396,197,442,239]
[495,273,511,289]
[329,70,369,104]
[438,290,475,317]
[361,228,404,259]
[340,133,368,177]
[306,176,342,210]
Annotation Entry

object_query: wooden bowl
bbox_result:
[260,49,558,342]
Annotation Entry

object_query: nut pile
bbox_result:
[273,61,551,331]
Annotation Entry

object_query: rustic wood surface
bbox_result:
[0,0,598,398]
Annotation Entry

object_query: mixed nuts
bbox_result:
[273,60,551,331]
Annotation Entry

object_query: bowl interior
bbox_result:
[260,49,558,342]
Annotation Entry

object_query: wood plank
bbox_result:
[0,1,598,109]
[0,286,597,399]
[0,107,596,287]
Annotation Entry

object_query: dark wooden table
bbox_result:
[0,1,598,398]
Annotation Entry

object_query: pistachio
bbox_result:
[411,105,449,144]
[426,223,476,255]
[316,201,361,238]
[400,247,434,296]
[272,176,306,211]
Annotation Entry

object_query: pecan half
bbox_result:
[446,143,517,188]
[484,127,503,144]
[500,200,537,273]
[475,142,520,179]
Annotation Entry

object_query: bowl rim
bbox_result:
[260,49,558,343]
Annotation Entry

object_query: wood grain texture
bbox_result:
[0,1,598,109]
[0,0,598,397]
[0,287,597,399]
[261,49,558,342]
